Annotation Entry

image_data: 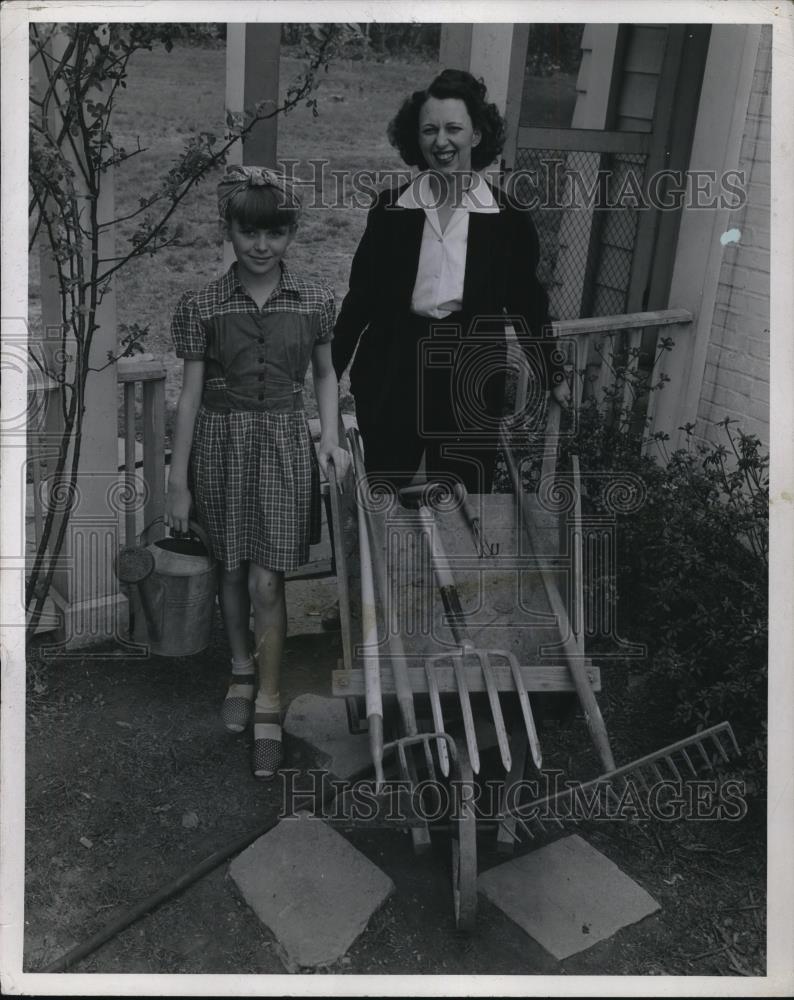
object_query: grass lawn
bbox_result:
[31,42,439,430]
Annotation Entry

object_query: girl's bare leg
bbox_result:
[218,563,256,733]
[248,564,286,702]
[249,564,287,778]
[218,563,252,662]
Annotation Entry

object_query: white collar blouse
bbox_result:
[396,171,500,319]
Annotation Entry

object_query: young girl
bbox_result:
[165,164,350,780]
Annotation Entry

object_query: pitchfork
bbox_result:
[399,483,543,778]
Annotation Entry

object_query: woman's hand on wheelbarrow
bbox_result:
[551,376,572,409]
[165,485,192,535]
[318,440,352,484]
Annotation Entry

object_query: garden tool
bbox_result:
[453,483,499,558]
[347,429,385,788]
[347,431,433,850]
[326,458,353,674]
[500,432,616,772]
[399,483,543,776]
[503,722,741,840]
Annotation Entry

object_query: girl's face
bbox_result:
[226,218,295,281]
[417,96,481,174]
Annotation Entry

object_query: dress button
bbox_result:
[258,374,265,381]
[259,357,264,364]
[258,337,264,344]
[258,393,264,401]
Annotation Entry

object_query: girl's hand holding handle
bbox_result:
[165,485,192,535]
[318,441,352,484]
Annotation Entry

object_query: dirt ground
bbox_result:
[23,573,766,981]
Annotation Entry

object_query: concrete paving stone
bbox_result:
[284,692,371,779]
[229,815,394,970]
[477,833,660,960]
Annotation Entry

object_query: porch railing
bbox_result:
[28,309,691,563]
[506,307,693,484]
[117,356,167,547]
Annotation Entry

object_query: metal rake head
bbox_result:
[501,722,741,842]
[383,730,458,783]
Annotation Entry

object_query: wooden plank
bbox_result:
[516,126,650,155]
[243,24,280,167]
[332,662,601,698]
[623,25,667,75]
[645,320,691,441]
[30,438,43,547]
[142,377,165,542]
[593,333,616,407]
[503,24,530,171]
[641,25,713,313]
[123,381,137,549]
[570,26,621,130]
[573,333,590,409]
[625,25,686,313]
[621,327,643,420]
[616,72,659,123]
[554,308,692,338]
[613,116,652,134]
[117,358,166,383]
[440,24,473,72]
[540,396,562,486]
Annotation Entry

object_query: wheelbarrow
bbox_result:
[327,425,741,931]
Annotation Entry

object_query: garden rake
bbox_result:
[498,721,741,845]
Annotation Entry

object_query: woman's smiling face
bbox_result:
[417,96,481,174]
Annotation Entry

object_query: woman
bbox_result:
[332,69,568,494]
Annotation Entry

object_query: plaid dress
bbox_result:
[172,263,335,572]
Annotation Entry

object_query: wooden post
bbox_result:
[224,22,281,268]
[439,24,473,72]
[440,25,527,176]
[33,33,127,649]
[649,26,762,453]
[226,23,281,168]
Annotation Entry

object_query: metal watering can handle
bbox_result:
[140,515,214,556]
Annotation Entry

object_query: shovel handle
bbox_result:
[327,459,353,674]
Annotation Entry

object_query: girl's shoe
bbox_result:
[252,703,283,780]
[220,656,256,733]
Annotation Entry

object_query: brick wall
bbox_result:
[696,25,771,450]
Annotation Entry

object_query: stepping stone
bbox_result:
[229,816,394,970]
[478,834,659,960]
[284,693,371,779]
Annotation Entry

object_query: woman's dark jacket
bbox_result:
[332,180,562,432]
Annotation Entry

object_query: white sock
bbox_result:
[231,655,255,676]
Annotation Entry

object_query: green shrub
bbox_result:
[563,354,768,784]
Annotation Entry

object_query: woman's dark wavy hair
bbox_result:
[387,69,506,171]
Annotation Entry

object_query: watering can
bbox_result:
[115,518,218,657]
